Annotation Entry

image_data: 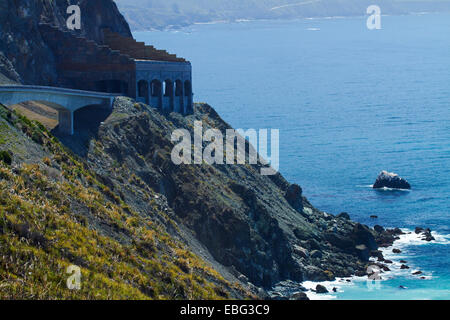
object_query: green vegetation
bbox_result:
[0,150,12,165]
[0,104,235,300]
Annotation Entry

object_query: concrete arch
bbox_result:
[0,85,116,135]
[137,80,149,104]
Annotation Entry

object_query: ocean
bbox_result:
[134,12,450,299]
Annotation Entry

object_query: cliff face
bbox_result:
[0,0,131,85]
[72,98,389,288]
[0,95,400,298]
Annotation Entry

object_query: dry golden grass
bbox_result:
[9,101,59,130]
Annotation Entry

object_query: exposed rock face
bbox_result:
[0,52,21,84]
[285,184,303,211]
[373,171,411,190]
[315,284,328,294]
[0,0,131,85]
[73,97,396,288]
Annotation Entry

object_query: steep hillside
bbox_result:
[62,98,402,290]
[0,93,402,298]
[0,104,251,299]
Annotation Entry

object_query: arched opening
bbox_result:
[151,80,162,97]
[164,79,173,97]
[175,80,183,97]
[150,79,162,109]
[163,79,174,112]
[137,80,149,104]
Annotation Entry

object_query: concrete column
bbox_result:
[170,82,175,112]
[58,109,74,135]
[180,84,185,115]
[158,82,163,110]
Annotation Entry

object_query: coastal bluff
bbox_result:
[0,0,403,299]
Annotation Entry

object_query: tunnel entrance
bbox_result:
[95,80,129,94]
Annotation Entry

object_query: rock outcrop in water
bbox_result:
[373,171,411,190]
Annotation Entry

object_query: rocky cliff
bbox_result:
[78,98,401,289]
[0,0,131,85]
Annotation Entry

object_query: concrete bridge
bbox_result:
[0,85,117,135]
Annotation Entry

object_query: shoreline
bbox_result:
[129,11,445,32]
[301,228,449,300]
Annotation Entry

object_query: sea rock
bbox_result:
[422,229,435,242]
[269,292,288,300]
[290,291,309,300]
[315,284,328,294]
[304,266,331,281]
[373,171,411,190]
[337,212,350,220]
[392,248,402,254]
[412,271,422,275]
[415,227,435,241]
[374,225,385,233]
[370,250,384,261]
[400,264,410,270]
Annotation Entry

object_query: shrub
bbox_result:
[0,150,12,165]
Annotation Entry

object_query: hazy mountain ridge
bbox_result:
[115,0,450,30]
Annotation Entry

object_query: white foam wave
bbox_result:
[303,228,449,300]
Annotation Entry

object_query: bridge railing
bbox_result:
[0,85,120,99]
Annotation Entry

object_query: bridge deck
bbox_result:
[0,85,120,135]
[0,85,120,99]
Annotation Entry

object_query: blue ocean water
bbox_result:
[134,13,450,299]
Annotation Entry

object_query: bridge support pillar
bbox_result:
[58,109,73,135]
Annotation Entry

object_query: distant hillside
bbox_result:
[115,0,450,30]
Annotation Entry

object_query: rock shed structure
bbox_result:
[39,24,193,114]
